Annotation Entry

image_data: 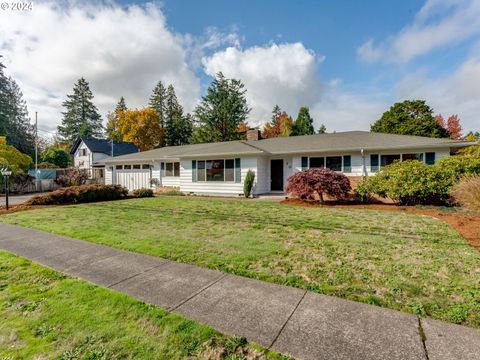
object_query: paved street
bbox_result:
[0,193,39,207]
[0,223,478,360]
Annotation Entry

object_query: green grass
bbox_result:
[0,251,286,359]
[2,196,480,328]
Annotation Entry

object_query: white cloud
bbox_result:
[311,88,388,132]
[357,0,480,64]
[0,1,200,132]
[396,53,480,132]
[202,43,323,125]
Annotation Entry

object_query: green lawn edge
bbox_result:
[0,251,288,359]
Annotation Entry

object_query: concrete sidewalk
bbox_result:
[0,223,478,360]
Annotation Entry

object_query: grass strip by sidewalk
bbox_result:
[0,251,287,360]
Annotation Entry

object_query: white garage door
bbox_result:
[114,168,151,191]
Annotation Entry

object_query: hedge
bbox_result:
[356,153,480,205]
[27,184,128,205]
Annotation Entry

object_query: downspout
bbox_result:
[361,148,366,178]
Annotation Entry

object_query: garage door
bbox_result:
[114,166,151,191]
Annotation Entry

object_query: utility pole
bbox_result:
[35,112,38,192]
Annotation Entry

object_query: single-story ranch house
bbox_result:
[96,130,474,195]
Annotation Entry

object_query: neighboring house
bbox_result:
[70,137,139,180]
[97,130,474,194]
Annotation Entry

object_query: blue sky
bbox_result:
[1,0,479,134]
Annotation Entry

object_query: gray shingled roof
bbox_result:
[98,131,473,164]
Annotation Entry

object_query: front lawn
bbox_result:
[2,196,479,328]
[0,251,284,359]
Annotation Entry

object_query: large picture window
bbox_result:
[381,154,401,167]
[195,159,240,182]
[326,156,342,171]
[402,153,423,162]
[309,157,324,168]
[206,160,225,181]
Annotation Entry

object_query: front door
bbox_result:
[270,159,284,191]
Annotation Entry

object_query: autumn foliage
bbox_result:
[435,114,462,140]
[262,112,293,138]
[286,168,351,202]
[117,108,166,151]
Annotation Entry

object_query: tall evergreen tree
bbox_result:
[149,81,167,127]
[164,85,192,146]
[193,72,250,143]
[4,78,35,156]
[0,57,35,157]
[106,97,127,141]
[292,106,315,136]
[58,78,103,144]
[116,96,127,113]
[0,57,8,139]
[271,104,281,124]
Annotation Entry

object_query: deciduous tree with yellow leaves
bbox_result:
[0,136,32,171]
[117,108,165,151]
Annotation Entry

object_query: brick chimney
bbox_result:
[246,128,262,141]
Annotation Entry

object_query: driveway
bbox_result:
[0,193,42,207]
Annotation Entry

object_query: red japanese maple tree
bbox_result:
[286,168,351,203]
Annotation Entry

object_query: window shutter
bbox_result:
[160,162,165,177]
[343,155,351,173]
[192,160,197,182]
[370,154,379,172]
[235,158,241,183]
[425,152,435,165]
[301,157,309,170]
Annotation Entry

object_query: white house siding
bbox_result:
[255,156,270,194]
[74,142,91,171]
[179,156,258,196]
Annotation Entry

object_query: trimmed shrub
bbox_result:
[435,154,480,183]
[243,170,255,198]
[286,168,351,202]
[132,188,154,198]
[27,184,128,205]
[57,168,89,187]
[357,154,480,205]
[452,176,480,211]
[156,188,185,196]
[356,161,450,205]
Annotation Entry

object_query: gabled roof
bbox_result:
[71,137,139,157]
[98,131,474,164]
